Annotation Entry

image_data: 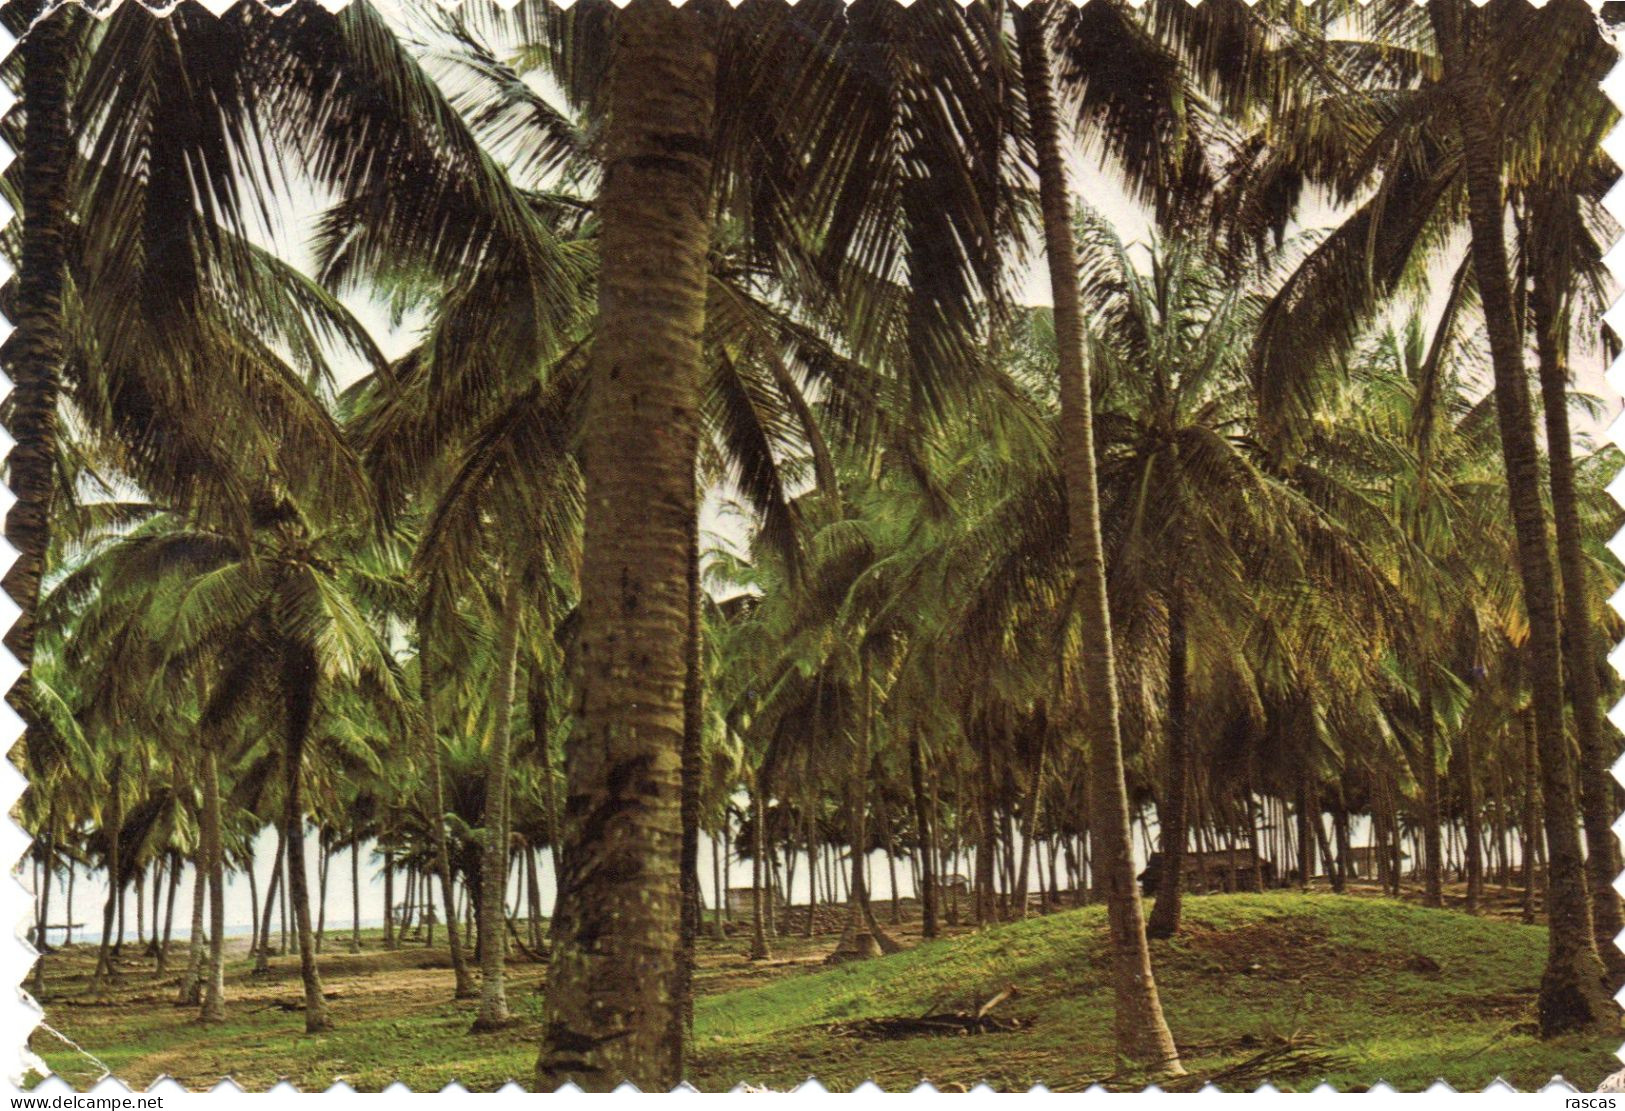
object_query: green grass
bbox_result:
[30,895,1623,1091]
[688,895,1621,1091]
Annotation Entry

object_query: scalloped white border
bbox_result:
[0,0,1616,1095]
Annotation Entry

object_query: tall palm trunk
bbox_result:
[908,731,938,938]
[803,800,819,938]
[282,643,332,1033]
[749,774,772,962]
[1013,737,1047,918]
[526,846,544,949]
[975,732,997,925]
[158,849,180,976]
[1457,727,1483,915]
[419,620,477,999]
[30,839,51,998]
[1419,676,1443,908]
[178,852,206,1006]
[833,656,881,961]
[1331,800,1350,894]
[350,840,362,954]
[1431,3,1611,1034]
[279,847,289,954]
[152,858,166,957]
[316,847,330,953]
[134,864,145,950]
[472,571,525,1033]
[90,757,124,991]
[1528,199,1625,979]
[1245,757,1265,894]
[712,828,727,941]
[1148,586,1189,939]
[678,496,704,1034]
[1017,4,1181,1074]
[5,2,71,750]
[199,743,227,1023]
[537,2,715,1089]
[254,826,285,974]
[383,849,395,951]
[115,858,126,957]
[1522,712,1541,926]
[1297,772,1316,891]
[532,671,563,886]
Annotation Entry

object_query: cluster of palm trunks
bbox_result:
[7,0,1624,1093]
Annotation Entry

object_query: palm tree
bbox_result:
[533,2,716,1088]
[1058,224,1274,940]
[1218,0,1618,1024]
[325,1,1015,1079]
[3,1,75,754]
[1015,4,1181,1074]
[1524,177,1624,980]
[1426,0,1612,1034]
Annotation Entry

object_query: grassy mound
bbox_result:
[29,894,1621,1091]
[688,894,1621,1091]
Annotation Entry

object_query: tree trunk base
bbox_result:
[1145,915,1178,941]
[826,929,881,964]
[1538,952,1615,1037]
[469,1014,520,1035]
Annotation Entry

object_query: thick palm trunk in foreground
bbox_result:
[472,572,525,1033]
[5,0,70,740]
[1431,3,1612,1035]
[536,1,715,1089]
[1529,205,1625,980]
[677,498,705,1035]
[1017,4,1182,1074]
[11,9,70,1000]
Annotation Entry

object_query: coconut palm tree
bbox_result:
[1055,222,1281,941]
[1216,0,1618,1024]
[1015,5,1180,1072]
[1522,174,1622,979]
[3,0,77,755]
[1425,0,1612,1033]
